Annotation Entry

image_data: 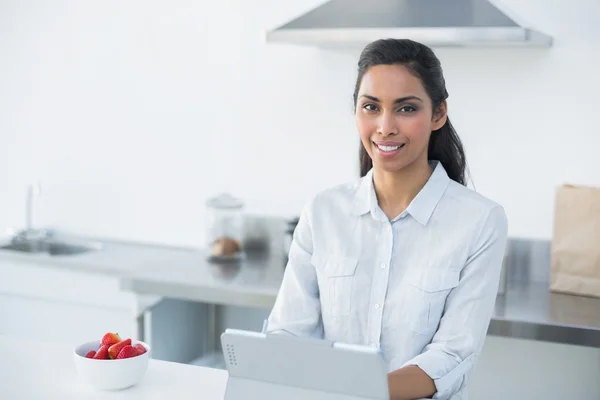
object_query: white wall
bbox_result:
[1,0,599,248]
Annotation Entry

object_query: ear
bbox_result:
[431,101,448,131]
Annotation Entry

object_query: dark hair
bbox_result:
[354,38,467,186]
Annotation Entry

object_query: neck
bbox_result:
[372,159,434,220]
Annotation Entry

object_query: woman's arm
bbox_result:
[266,201,323,338]
[388,205,508,400]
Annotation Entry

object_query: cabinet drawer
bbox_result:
[0,260,135,310]
[0,293,135,344]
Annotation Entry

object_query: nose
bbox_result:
[377,110,398,137]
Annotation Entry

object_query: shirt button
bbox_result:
[380,263,386,269]
[374,303,380,309]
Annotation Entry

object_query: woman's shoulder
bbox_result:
[444,180,508,226]
[301,177,363,216]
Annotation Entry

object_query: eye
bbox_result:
[398,105,417,113]
[362,103,379,112]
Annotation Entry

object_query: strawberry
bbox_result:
[108,338,131,359]
[101,332,121,347]
[134,344,147,355]
[85,350,96,359]
[93,345,110,360]
[116,345,138,359]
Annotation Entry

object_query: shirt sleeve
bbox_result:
[265,199,323,338]
[397,205,509,399]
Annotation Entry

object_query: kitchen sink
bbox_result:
[4,183,102,257]
[0,239,102,256]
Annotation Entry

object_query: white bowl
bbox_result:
[73,339,150,391]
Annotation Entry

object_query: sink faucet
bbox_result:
[5,181,48,243]
[25,181,42,232]
[17,181,45,241]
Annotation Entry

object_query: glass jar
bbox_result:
[205,193,245,262]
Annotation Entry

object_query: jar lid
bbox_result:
[206,193,244,209]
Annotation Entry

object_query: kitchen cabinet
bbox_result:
[0,259,136,345]
[0,293,133,344]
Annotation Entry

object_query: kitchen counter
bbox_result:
[121,250,284,309]
[1,231,599,348]
[0,334,228,399]
[489,280,600,347]
[0,232,199,277]
[0,335,432,400]
[121,248,600,348]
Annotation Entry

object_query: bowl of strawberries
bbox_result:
[73,332,150,391]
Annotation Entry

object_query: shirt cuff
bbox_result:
[394,351,478,399]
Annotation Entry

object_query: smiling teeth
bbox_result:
[377,144,401,152]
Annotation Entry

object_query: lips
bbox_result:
[372,141,405,157]
[373,141,405,146]
[376,144,404,151]
[373,141,405,151]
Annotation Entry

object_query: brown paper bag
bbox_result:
[550,184,600,298]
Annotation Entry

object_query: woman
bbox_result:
[267,38,508,400]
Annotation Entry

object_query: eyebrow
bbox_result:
[360,94,423,104]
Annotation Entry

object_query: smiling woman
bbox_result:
[267,38,508,400]
[354,39,466,188]
[352,39,468,221]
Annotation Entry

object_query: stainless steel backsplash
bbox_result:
[506,238,551,284]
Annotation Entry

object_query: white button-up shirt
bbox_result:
[267,161,509,400]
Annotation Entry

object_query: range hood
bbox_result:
[266,0,553,48]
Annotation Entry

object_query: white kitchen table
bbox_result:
[0,334,228,399]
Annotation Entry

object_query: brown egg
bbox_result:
[211,237,241,257]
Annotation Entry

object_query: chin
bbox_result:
[373,153,426,175]
[373,160,409,173]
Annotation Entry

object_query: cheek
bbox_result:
[355,114,373,139]
[355,115,375,149]
[403,116,431,143]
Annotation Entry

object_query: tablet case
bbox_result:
[220,329,389,400]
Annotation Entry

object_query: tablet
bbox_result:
[220,329,389,400]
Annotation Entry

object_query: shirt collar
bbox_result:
[351,161,450,225]
[351,168,374,217]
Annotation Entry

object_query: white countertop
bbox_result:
[0,335,228,399]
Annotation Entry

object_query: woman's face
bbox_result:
[355,64,447,174]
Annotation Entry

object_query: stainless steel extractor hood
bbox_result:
[266,0,553,48]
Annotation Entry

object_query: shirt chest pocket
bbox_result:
[404,268,460,336]
[312,254,358,316]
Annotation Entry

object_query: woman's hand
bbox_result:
[387,365,436,400]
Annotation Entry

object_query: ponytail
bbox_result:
[427,117,466,185]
